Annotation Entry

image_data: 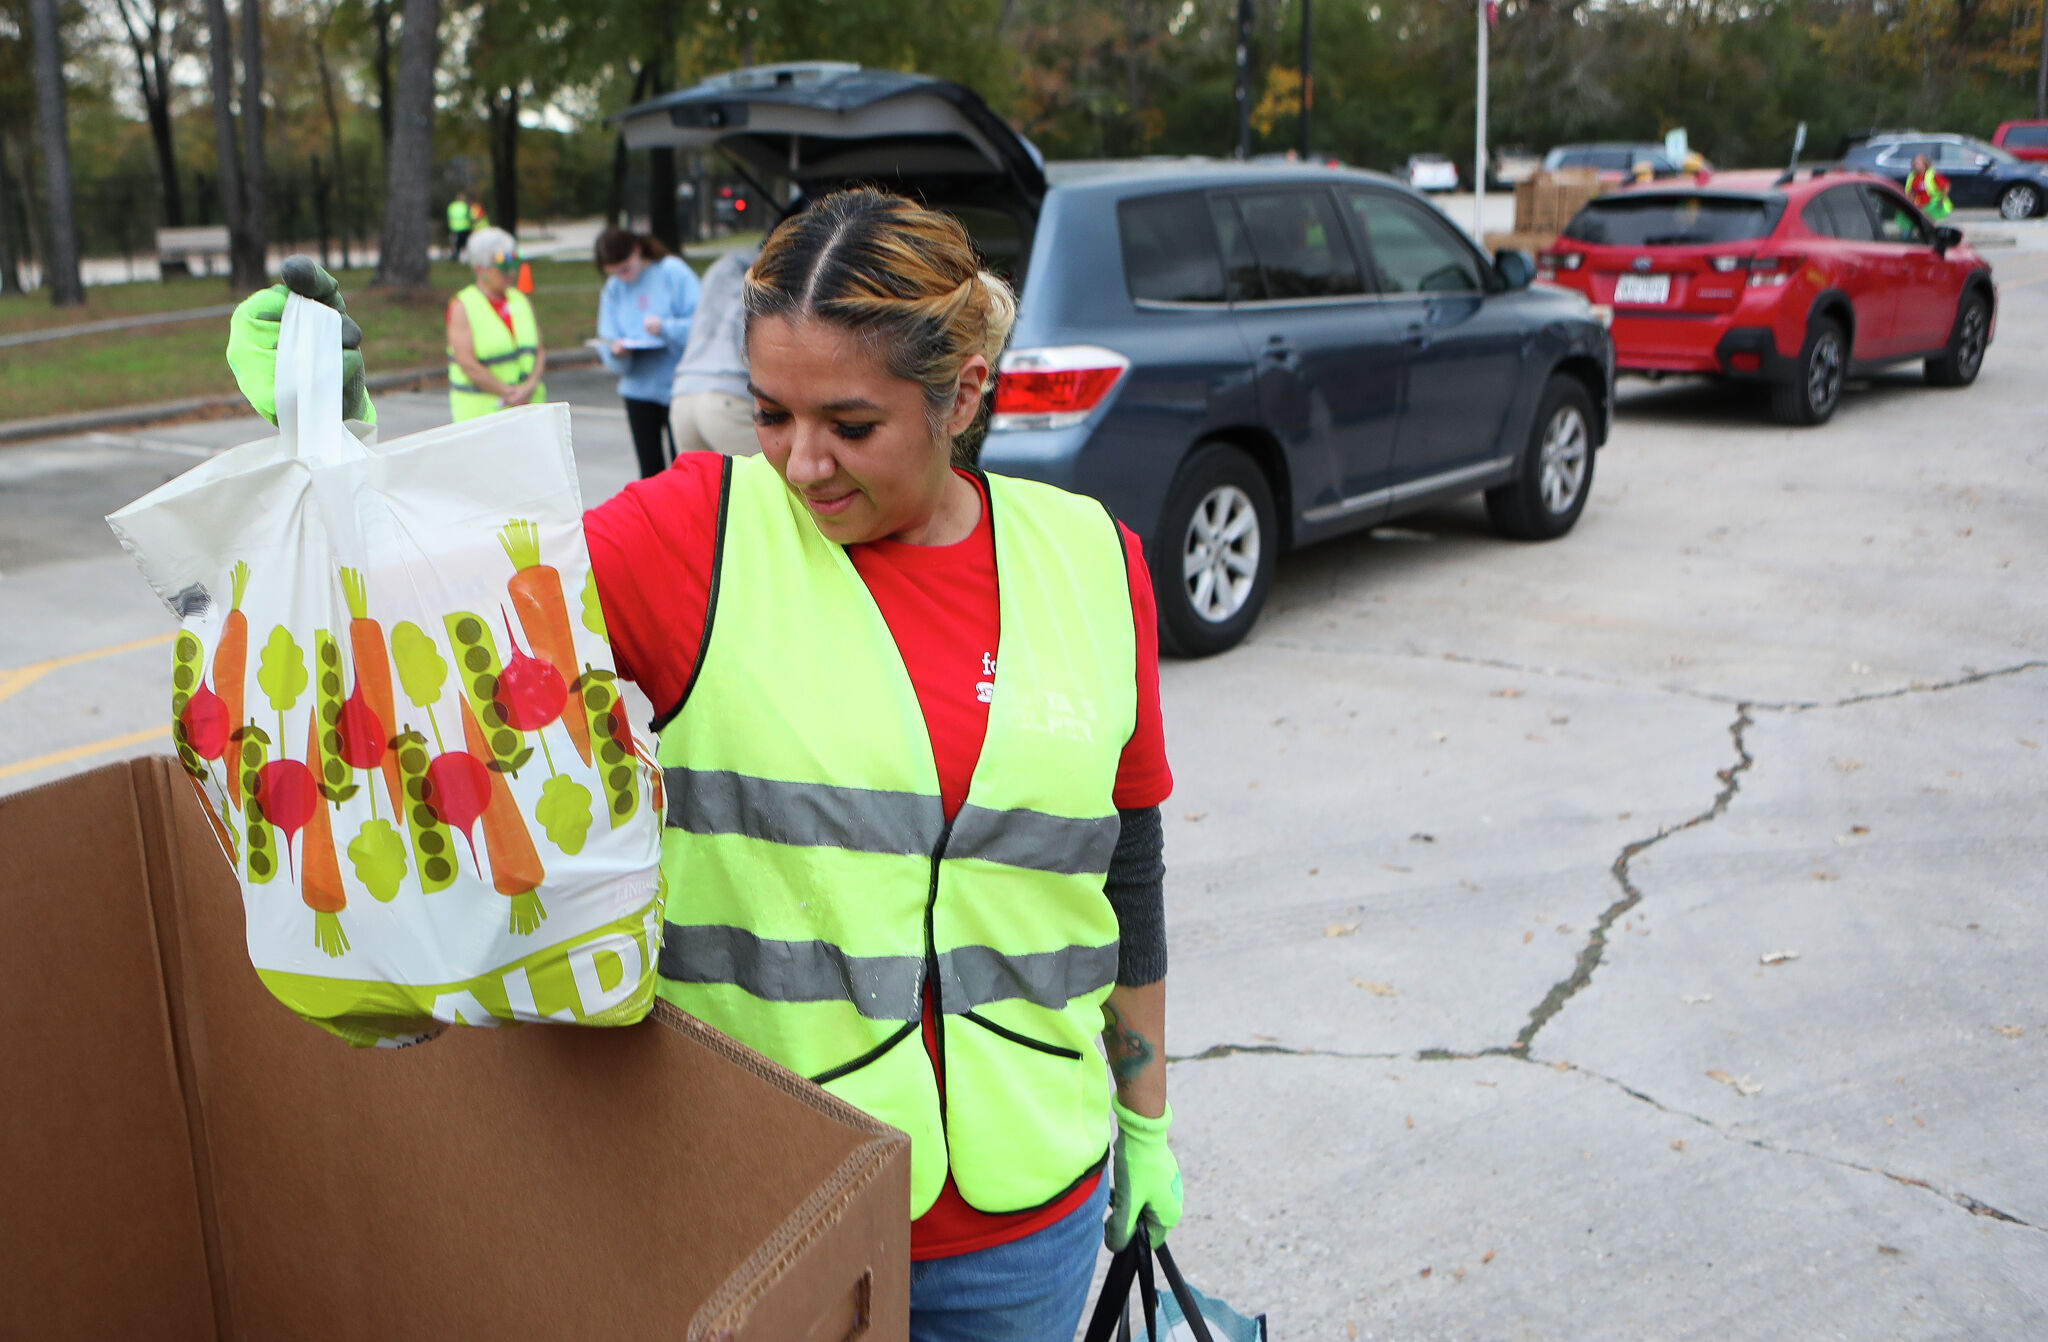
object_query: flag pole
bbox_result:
[1475,0,1489,242]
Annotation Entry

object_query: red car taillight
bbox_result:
[991,346,1131,431]
[1708,254,1802,287]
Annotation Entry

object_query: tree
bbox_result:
[202,0,263,289]
[108,0,188,249]
[27,0,83,305]
[237,0,268,281]
[372,0,437,289]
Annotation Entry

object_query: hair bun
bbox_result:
[976,271,1017,378]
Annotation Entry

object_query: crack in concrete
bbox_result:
[1508,704,1756,1055]
[1169,1041,1405,1064]
[1557,1059,2043,1234]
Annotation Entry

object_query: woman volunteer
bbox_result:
[593,226,702,477]
[226,190,1184,1342]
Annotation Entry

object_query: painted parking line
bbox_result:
[0,725,169,782]
[0,631,175,706]
[85,431,224,458]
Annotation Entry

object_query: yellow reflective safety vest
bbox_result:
[655,453,1137,1218]
[447,198,471,232]
[447,284,544,422]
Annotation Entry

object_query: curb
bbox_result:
[0,347,600,446]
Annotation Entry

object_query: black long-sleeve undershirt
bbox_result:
[1105,805,1166,987]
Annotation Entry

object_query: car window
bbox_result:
[1799,197,1836,238]
[1934,141,1983,166]
[1820,187,1877,242]
[1347,190,1485,294]
[1118,193,1227,304]
[1206,196,1265,301]
[1561,194,1776,245]
[2008,125,2048,148]
[1864,187,1930,244]
[1234,190,1363,299]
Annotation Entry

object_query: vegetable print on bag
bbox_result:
[109,294,664,1047]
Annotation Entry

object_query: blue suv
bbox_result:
[621,64,1616,654]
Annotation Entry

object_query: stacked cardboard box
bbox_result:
[1,756,911,1341]
[1508,169,1607,247]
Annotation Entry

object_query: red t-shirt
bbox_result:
[583,452,1172,1259]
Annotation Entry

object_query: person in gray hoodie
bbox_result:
[668,241,761,456]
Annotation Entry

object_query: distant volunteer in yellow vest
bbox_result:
[445,226,545,422]
[446,197,472,261]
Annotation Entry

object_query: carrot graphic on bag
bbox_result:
[340,568,405,818]
[444,612,533,775]
[460,697,547,933]
[498,520,593,766]
[216,561,251,811]
[299,715,349,956]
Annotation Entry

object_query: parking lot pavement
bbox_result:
[5,247,2045,1336]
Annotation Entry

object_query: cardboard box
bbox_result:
[1,756,910,1340]
[1484,231,1562,258]
[1513,171,1606,236]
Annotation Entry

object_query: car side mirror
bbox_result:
[1934,225,1963,254]
[1495,248,1536,290]
[1974,155,1991,167]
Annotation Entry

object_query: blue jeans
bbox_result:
[910,1174,1111,1342]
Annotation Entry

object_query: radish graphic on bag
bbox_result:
[110,295,665,1048]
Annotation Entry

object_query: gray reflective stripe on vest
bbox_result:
[664,767,1118,874]
[659,923,924,1020]
[661,925,1118,1016]
[666,768,942,856]
[938,941,1119,1012]
[474,345,539,365]
[951,803,1119,876]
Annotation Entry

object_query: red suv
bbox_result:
[1537,170,1996,425]
[1993,120,2048,163]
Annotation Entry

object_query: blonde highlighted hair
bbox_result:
[743,188,1017,463]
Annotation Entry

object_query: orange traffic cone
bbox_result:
[516,261,533,294]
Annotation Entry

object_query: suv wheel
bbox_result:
[1999,183,2041,220]
[1926,292,1990,387]
[1771,315,1846,426]
[1486,375,1596,540]
[1153,443,1277,658]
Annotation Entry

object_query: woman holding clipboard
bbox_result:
[594,227,702,477]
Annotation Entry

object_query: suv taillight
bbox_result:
[1709,254,1802,286]
[991,346,1131,431]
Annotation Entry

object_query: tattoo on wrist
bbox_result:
[1102,1003,1157,1085]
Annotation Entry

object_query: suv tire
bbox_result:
[1771,315,1847,426]
[1925,291,1990,387]
[1999,183,2041,220]
[1152,443,1277,658]
[1486,375,1596,541]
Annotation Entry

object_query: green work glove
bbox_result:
[226,255,376,426]
[1105,1097,1183,1250]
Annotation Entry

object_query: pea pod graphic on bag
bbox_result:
[391,727,458,893]
[171,629,225,781]
[576,666,640,828]
[443,612,534,776]
[237,724,278,885]
[311,631,361,803]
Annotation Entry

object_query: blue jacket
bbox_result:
[596,255,701,404]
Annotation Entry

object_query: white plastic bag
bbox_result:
[109,295,664,1047]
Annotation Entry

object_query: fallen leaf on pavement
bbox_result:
[1994,1025,2025,1039]
[1557,924,1574,934]
[1833,758,1865,772]
[1348,1325,1358,1340]
[1382,863,1412,873]
[1759,950,1800,965]
[1670,1139,1687,1152]
[1481,1249,1495,1264]
[1526,733,1548,743]
[1406,1115,1415,1129]
[1523,930,1535,944]
[1418,1266,1430,1277]
[1454,1267,1467,1281]
[1552,1060,1570,1072]
[1877,1244,1901,1257]
[1184,811,1207,822]
[1812,870,1838,881]
[1491,688,1524,698]
[1850,825,1869,835]
[1707,1069,1762,1097]
[1354,979,1399,997]
[1253,1033,1277,1042]
[2021,739,2040,750]
[1325,922,1360,938]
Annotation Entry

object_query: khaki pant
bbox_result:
[669,390,759,458]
